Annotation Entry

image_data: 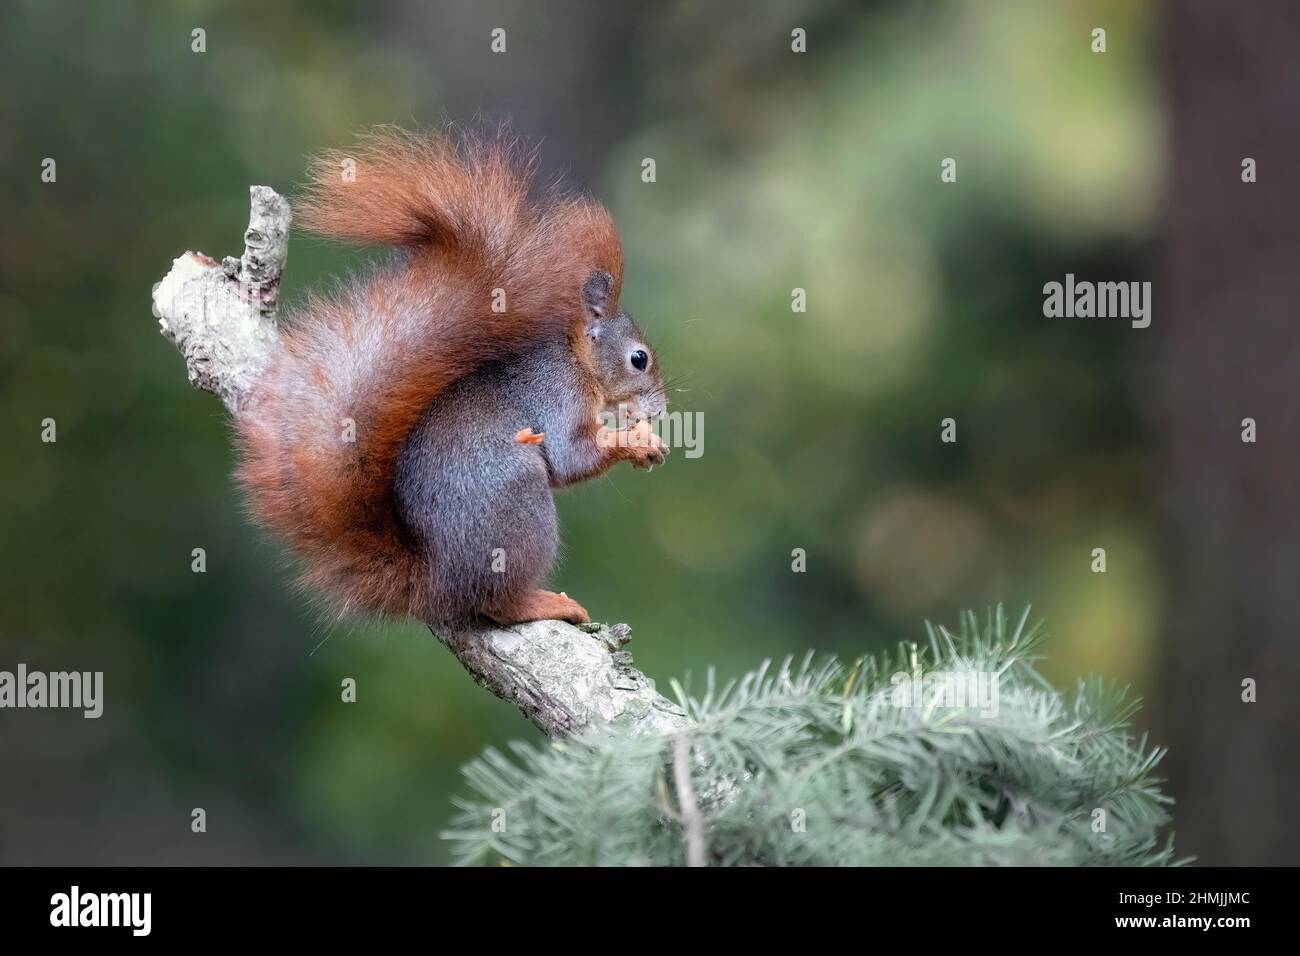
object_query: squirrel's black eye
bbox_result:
[630,349,648,371]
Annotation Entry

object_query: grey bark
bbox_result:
[153,185,686,740]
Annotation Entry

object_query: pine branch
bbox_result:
[152,185,687,739]
[443,607,1182,867]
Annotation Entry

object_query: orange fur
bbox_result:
[235,128,623,619]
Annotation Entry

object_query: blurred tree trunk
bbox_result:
[1154,0,1300,865]
[387,1,649,186]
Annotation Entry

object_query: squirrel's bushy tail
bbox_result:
[236,128,623,619]
[298,127,525,253]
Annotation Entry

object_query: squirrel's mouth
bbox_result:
[640,391,668,422]
[604,397,663,428]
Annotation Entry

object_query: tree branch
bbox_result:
[151,186,287,416]
[441,621,686,738]
[152,185,687,739]
[672,732,707,866]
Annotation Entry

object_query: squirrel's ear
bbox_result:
[581,271,613,335]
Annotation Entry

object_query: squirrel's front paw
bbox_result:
[625,420,667,470]
[596,421,668,470]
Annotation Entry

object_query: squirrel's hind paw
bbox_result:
[485,589,590,626]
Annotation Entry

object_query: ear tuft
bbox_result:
[581,270,613,318]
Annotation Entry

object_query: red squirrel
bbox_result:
[236,129,667,628]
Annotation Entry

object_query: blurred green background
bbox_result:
[2,0,1297,865]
